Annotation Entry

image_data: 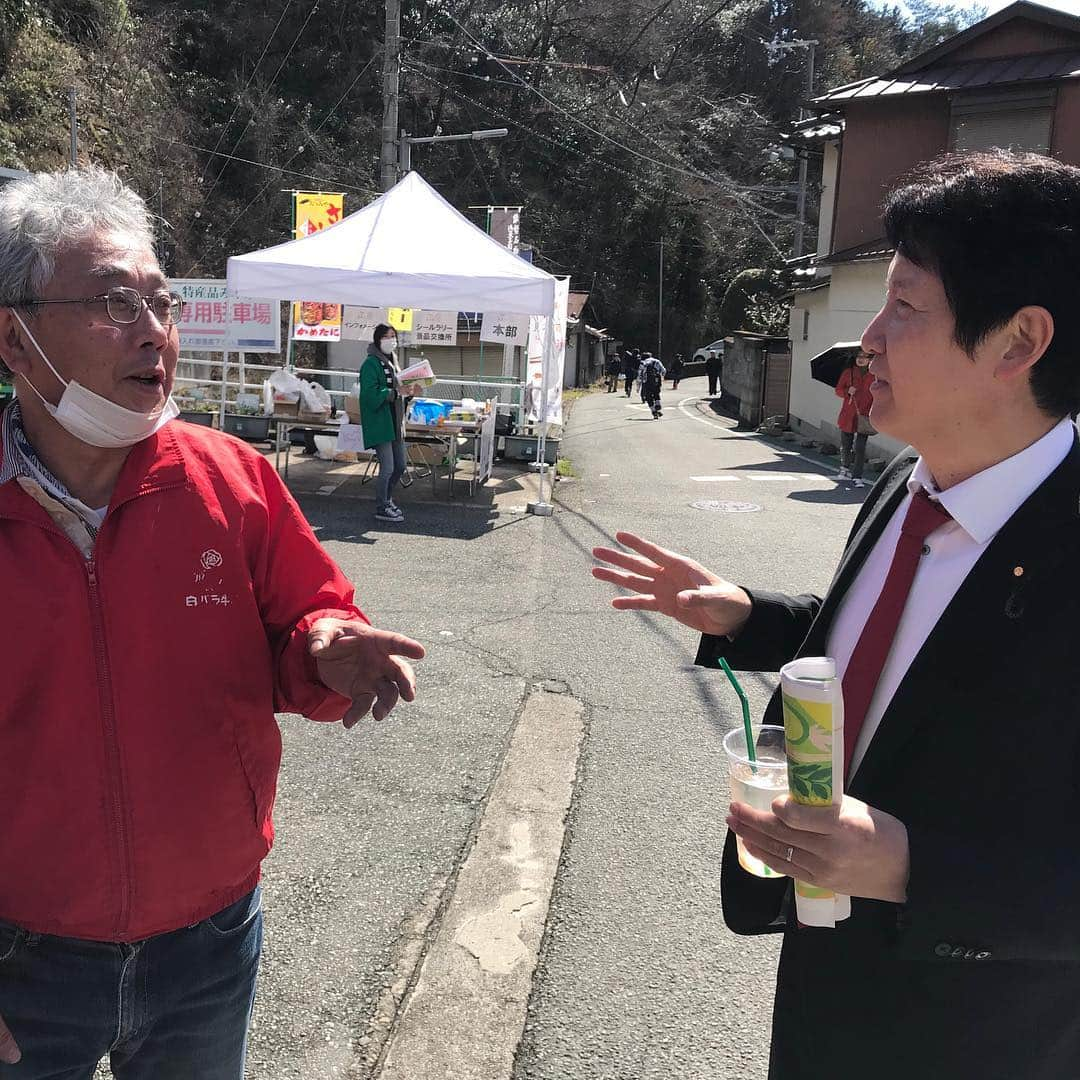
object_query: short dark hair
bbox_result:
[373,323,393,344]
[884,151,1080,418]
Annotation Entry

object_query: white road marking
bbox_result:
[676,396,728,428]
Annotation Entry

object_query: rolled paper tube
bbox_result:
[779,657,850,928]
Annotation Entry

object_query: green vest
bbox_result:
[358,350,399,447]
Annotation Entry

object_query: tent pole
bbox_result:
[287,192,297,370]
[528,304,556,517]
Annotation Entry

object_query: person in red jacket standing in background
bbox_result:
[835,348,875,488]
[0,168,425,1079]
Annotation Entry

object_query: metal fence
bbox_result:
[173,357,527,424]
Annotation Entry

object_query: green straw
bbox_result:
[718,657,757,766]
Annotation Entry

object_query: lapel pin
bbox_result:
[1013,566,1024,577]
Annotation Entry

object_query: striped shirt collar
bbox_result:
[0,401,104,534]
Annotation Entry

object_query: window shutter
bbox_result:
[952,107,1053,153]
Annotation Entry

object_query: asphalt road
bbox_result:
[511,376,866,1080]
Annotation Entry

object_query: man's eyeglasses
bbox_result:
[27,287,185,326]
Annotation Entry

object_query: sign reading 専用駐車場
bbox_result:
[171,279,280,353]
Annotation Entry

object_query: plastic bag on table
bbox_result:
[299,380,332,413]
[264,368,306,415]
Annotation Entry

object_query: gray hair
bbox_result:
[0,167,155,309]
[0,167,154,378]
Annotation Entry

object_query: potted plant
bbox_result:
[223,394,271,441]
[177,398,215,427]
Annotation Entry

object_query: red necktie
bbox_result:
[841,489,952,776]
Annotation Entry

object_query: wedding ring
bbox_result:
[785,845,794,863]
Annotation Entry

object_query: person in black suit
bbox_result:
[592,151,1080,1079]
[623,349,641,397]
[705,348,722,396]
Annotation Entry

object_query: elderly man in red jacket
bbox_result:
[0,168,425,1079]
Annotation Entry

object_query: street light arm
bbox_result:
[405,128,508,145]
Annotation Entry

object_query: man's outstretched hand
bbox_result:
[308,619,426,728]
[591,531,752,639]
[0,1013,19,1064]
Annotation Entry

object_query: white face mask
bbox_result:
[379,338,397,356]
[12,310,178,449]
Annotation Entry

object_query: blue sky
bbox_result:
[872,0,1080,17]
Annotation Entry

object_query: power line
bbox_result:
[198,0,296,181]
[410,68,675,200]
[198,0,322,212]
[413,69,787,258]
[441,9,772,210]
[182,52,380,274]
[165,139,373,192]
[412,63,785,218]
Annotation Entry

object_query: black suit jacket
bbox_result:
[698,438,1080,1080]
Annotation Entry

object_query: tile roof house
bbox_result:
[784,0,1080,455]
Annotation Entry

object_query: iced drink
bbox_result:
[723,725,788,878]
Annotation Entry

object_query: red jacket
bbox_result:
[835,366,874,434]
[0,422,364,941]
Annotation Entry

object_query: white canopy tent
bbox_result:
[226,172,564,508]
[226,171,556,316]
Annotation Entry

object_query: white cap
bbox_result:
[780,656,836,681]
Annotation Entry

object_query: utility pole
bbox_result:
[766,37,818,257]
[657,237,664,360]
[380,0,401,192]
[68,86,78,168]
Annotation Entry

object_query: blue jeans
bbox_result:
[0,887,262,1080]
[374,439,406,511]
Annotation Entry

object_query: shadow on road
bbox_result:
[297,493,526,543]
[722,458,835,477]
[551,500,734,736]
[787,487,869,506]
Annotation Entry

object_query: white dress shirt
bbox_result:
[827,418,1075,777]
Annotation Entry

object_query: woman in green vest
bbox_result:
[360,323,412,523]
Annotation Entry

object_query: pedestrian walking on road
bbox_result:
[705,349,722,397]
[639,352,666,418]
[592,151,1080,1080]
[835,349,875,487]
[622,348,640,397]
[0,168,425,1080]
[605,350,623,392]
[359,323,416,523]
[669,352,685,389]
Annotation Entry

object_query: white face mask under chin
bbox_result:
[12,311,178,449]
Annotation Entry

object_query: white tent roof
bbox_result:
[226,171,556,316]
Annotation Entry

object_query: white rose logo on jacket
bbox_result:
[200,549,223,570]
[185,549,232,609]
